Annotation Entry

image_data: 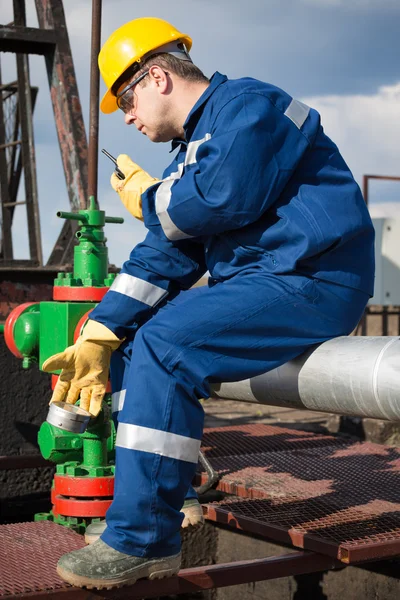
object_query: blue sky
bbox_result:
[1,0,400,266]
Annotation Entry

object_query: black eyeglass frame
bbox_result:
[116,70,150,112]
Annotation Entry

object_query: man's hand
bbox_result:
[111,154,159,221]
[42,320,122,417]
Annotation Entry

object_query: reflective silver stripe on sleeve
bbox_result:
[116,422,201,464]
[156,180,194,241]
[184,133,211,166]
[284,99,310,130]
[155,134,212,241]
[111,273,168,306]
[112,389,126,413]
[165,162,184,181]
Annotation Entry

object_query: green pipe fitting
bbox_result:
[38,421,84,463]
[83,437,107,469]
[56,196,123,286]
[38,407,115,474]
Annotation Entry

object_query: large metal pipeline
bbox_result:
[211,336,400,421]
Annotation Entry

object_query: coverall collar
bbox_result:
[170,72,227,151]
[183,72,228,139]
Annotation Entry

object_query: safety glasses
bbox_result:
[116,70,149,113]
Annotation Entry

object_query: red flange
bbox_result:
[52,494,113,517]
[4,302,38,358]
[54,475,114,497]
[51,374,111,393]
[53,286,109,302]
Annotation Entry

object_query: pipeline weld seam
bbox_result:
[372,337,398,420]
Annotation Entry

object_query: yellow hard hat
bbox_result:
[99,17,192,114]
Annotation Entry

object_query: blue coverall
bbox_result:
[91,72,375,557]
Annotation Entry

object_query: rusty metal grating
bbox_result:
[201,423,348,459]
[199,424,400,563]
[0,521,85,597]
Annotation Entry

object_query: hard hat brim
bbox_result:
[100,88,118,114]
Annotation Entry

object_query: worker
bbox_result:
[42,17,375,589]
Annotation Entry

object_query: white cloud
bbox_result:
[301,0,400,9]
[302,82,400,205]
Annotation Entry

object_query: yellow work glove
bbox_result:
[42,320,122,417]
[110,154,159,221]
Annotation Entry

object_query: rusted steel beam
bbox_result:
[35,0,88,212]
[0,140,21,151]
[1,552,340,599]
[0,81,18,92]
[340,539,400,564]
[204,497,400,565]
[35,0,88,266]
[2,201,26,208]
[204,503,343,560]
[0,26,57,55]
[46,219,78,267]
[8,87,38,220]
[0,64,13,260]
[87,0,102,205]
[0,80,38,228]
[14,0,43,266]
[0,260,39,270]
[113,552,341,599]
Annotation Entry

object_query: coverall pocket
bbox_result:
[224,233,279,266]
[279,275,319,303]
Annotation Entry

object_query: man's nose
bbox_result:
[124,112,136,125]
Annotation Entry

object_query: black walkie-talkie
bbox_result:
[101,149,125,180]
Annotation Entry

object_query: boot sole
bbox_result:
[57,554,181,590]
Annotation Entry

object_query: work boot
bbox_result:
[57,538,181,590]
[84,497,204,544]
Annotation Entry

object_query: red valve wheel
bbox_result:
[4,302,38,358]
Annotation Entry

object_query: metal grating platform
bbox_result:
[198,424,400,563]
[0,521,340,599]
[0,521,85,597]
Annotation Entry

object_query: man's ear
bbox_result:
[148,65,169,91]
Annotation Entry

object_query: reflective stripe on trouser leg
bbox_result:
[102,273,369,557]
[111,389,126,415]
[109,339,198,502]
[102,352,204,558]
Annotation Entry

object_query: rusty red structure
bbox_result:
[0,0,89,268]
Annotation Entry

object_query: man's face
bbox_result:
[117,66,177,143]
